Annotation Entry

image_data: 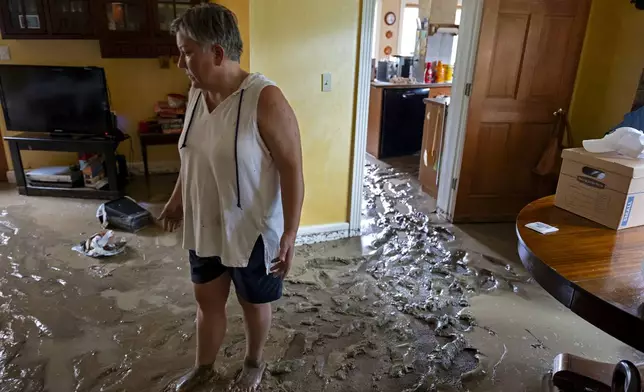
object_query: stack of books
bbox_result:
[154,94,187,134]
[79,153,108,190]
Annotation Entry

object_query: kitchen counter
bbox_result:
[371,81,452,89]
[424,97,450,106]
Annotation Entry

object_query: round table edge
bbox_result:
[516,201,644,352]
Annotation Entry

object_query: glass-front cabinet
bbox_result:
[101,0,148,36]
[0,0,203,57]
[1,0,49,36]
[155,0,192,34]
[48,0,93,36]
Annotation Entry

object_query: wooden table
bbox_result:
[139,132,180,189]
[517,196,644,391]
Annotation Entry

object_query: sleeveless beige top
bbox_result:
[179,73,284,268]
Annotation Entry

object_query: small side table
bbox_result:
[139,133,181,189]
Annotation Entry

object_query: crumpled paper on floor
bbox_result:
[72,230,127,258]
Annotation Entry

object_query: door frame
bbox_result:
[435,0,484,220]
[350,0,484,231]
[349,0,377,234]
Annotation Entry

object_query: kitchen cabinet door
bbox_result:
[1,0,49,37]
[48,0,94,37]
[153,0,197,36]
[419,102,447,199]
[99,0,149,38]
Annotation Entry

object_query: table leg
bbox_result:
[104,148,119,195]
[551,353,644,392]
[141,143,150,193]
[8,141,26,192]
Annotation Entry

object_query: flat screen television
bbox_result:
[0,65,113,136]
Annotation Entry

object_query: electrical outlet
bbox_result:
[0,46,10,61]
[322,73,332,92]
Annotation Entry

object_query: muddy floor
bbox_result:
[0,160,643,392]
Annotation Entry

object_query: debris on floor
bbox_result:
[1,162,644,392]
[72,230,127,258]
[97,196,152,232]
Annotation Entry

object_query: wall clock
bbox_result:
[384,12,396,26]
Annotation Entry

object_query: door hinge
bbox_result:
[451,178,458,190]
[464,83,472,96]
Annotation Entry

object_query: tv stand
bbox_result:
[3,132,124,200]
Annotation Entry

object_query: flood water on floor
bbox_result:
[0,162,642,392]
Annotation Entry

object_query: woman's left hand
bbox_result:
[270,232,296,279]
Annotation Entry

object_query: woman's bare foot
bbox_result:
[230,359,266,392]
[173,364,215,392]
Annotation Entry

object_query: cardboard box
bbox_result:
[555,148,644,230]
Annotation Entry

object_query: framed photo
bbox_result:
[18,14,41,29]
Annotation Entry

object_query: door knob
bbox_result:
[553,108,566,116]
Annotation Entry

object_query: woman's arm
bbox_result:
[257,85,304,277]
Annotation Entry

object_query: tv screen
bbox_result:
[0,65,112,135]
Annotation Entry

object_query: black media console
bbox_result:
[3,132,125,200]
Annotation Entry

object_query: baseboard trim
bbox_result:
[6,167,358,244]
[296,222,352,245]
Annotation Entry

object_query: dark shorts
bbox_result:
[188,236,283,304]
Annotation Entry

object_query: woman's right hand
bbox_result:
[158,198,183,232]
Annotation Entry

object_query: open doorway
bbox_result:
[367,0,463,170]
[354,0,471,219]
[351,0,592,229]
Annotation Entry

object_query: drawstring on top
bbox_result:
[180,89,246,210]
[234,89,245,209]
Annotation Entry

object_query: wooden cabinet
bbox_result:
[0,0,201,58]
[419,98,448,199]
[98,0,201,58]
[0,0,94,38]
[428,85,452,98]
[48,0,93,36]
[1,0,50,37]
[367,84,430,159]
[154,0,193,36]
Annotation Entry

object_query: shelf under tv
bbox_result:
[3,132,125,200]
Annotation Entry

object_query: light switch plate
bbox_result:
[322,73,332,92]
[0,46,10,61]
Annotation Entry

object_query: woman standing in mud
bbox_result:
[158,4,305,391]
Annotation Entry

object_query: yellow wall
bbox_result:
[0,0,358,228]
[216,0,250,68]
[250,0,360,226]
[0,39,189,171]
[569,0,644,144]
[0,0,250,171]
[377,0,403,58]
